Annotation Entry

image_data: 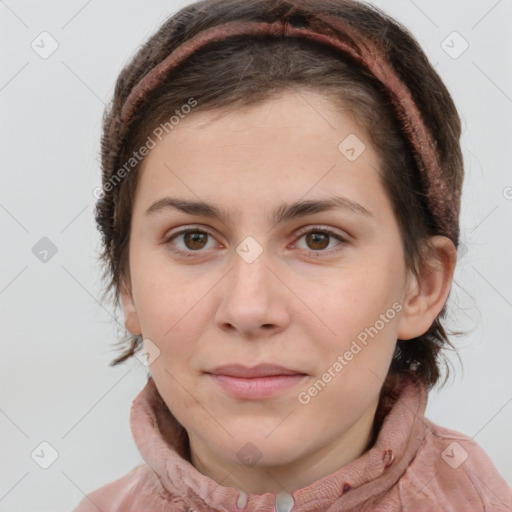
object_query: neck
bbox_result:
[189,395,379,495]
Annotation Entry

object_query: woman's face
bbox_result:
[122,90,418,487]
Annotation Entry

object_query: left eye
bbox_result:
[295,228,345,252]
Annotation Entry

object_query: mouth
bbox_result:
[205,364,308,400]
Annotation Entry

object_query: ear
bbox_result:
[119,277,142,336]
[397,236,457,340]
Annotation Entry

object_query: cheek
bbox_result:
[306,256,403,373]
[318,265,401,332]
[130,251,200,341]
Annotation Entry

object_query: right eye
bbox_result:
[164,228,220,257]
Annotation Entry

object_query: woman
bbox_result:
[73,0,512,510]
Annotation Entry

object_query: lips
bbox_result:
[206,363,306,378]
[205,364,308,399]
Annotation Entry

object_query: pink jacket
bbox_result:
[72,375,512,511]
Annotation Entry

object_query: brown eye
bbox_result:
[183,231,209,250]
[295,227,346,254]
[166,229,217,256]
[305,232,330,250]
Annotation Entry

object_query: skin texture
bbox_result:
[120,90,456,495]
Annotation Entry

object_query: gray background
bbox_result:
[1,0,511,510]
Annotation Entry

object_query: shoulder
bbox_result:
[398,419,512,511]
[70,464,172,512]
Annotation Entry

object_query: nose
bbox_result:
[214,245,291,338]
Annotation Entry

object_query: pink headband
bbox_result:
[117,15,459,244]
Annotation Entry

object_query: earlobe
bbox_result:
[397,236,457,340]
[120,282,142,336]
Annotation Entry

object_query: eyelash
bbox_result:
[164,225,347,258]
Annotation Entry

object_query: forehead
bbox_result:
[134,90,387,217]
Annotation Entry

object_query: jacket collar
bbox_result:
[130,373,428,511]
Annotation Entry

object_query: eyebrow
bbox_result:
[145,195,373,225]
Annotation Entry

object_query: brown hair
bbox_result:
[95,0,464,389]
